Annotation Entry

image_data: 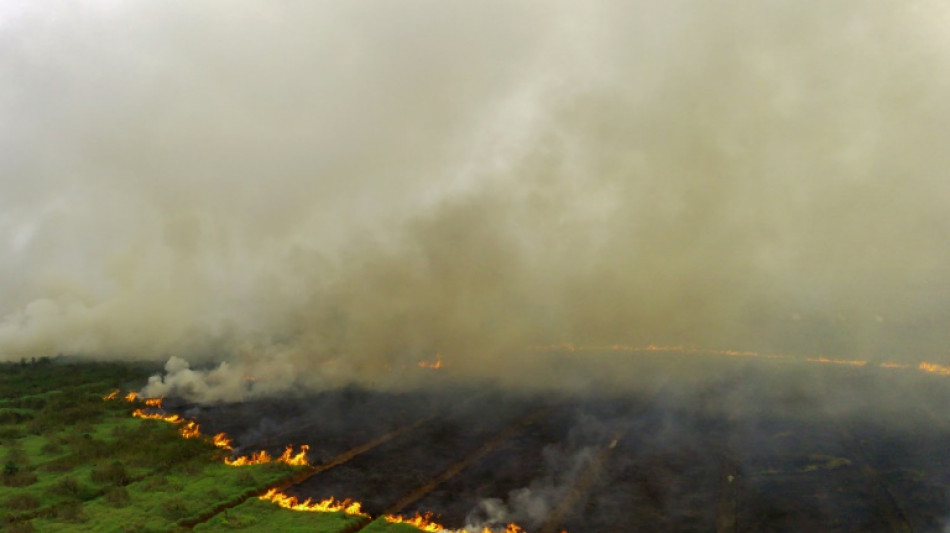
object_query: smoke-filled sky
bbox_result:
[2,2,950,399]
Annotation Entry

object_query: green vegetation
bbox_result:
[361,519,433,533]
[0,358,431,533]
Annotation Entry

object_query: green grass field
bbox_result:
[0,358,432,533]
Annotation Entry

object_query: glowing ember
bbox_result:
[419,355,443,369]
[919,362,950,376]
[258,488,367,516]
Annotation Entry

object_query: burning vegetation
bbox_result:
[105,391,311,467]
[259,488,367,516]
[100,387,536,532]
[223,445,310,467]
[418,356,444,370]
[384,512,526,533]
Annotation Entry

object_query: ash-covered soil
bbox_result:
[170,355,950,532]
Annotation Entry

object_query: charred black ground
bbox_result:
[169,354,950,533]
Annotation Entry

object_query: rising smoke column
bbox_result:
[2,2,950,400]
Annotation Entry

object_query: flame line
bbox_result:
[178,413,440,529]
[532,344,950,379]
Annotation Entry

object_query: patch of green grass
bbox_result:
[361,518,436,533]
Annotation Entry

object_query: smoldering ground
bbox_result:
[166,359,950,532]
[2,1,950,401]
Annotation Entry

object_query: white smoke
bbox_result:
[3,1,950,400]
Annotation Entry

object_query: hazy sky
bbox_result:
[2,2,949,398]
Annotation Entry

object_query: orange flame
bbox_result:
[419,355,443,369]
[144,397,164,408]
[102,389,119,401]
[225,445,310,466]
[919,362,950,376]
[805,356,868,367]
[385,512,445,532]
[277,444,310,466]
[383,514,526,533]
[224,450,272,466]
[213,433,233,450]
[131,409,203,438]
[131,409,185,423]
[124,391,138,402]
[880,362,910,369]
[258,488,367,516]
[179,420,201,439]
[475,525,526,533]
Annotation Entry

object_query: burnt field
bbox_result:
[171,354,950,533]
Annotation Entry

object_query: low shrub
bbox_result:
[2,462,38,487]
[40,440,62,455]
[91,460,130,486]
[4,493,41,511]
[46,476,82,498]
[49,501,86,522]
[105,486,131,507]
[160,496,189,520]
[5,520,36,533]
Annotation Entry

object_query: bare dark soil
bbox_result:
[173,355,950,533]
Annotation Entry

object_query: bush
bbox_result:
[4,444,27,465]
[160,497,189,520]
[40,440,62,455]
[4,493,41,511]
[41,455,77,473]
[49,501,86,522]
[105,486,131,507]
[5,521,36,533]
[90,461,130,486]
[47,476,82,498]
[237,470,257,486]
[2,460,38,487]
[0,426,25,439]
[2,468,38,487]
[0,410,32,424]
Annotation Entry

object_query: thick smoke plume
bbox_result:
[2,2,950,400]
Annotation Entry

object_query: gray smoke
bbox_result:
[465,411,618,530]
[2,2,950,400]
